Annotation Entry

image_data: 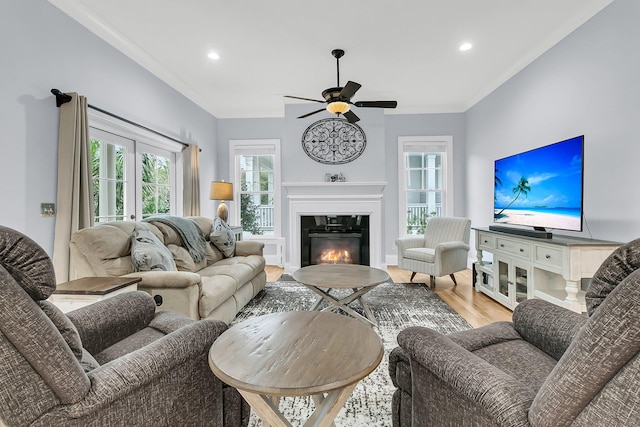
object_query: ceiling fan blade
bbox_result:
[297,108,326,119]
[354,100,398,108]
[285,95,326,104]
[343,110,360,123]
[339,81,361,100]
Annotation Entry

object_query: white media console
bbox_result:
[473,227,620,313]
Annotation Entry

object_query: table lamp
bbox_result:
[210,180,234,222]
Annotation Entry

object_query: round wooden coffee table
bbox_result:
[209,311,384,427]
[292,264,390,326]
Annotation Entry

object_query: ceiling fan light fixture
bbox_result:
[326,101,350,115]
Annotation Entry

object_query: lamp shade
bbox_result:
[209,181,233,201]
[326,101,350,115]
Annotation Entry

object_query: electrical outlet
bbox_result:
[41,203,55,217]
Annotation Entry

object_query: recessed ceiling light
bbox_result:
[207,51,220,60]
[459,43,473,52]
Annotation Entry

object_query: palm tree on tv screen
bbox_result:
[496,177,531,217]
[494,167,502,202]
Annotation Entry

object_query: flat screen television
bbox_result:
[493,135,584,236]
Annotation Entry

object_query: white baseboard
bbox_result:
[386,255,398,267]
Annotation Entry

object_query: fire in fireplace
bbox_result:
[301,215,370,267]
[320,249,353,264]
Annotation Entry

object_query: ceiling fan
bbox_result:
[284,49,398,123]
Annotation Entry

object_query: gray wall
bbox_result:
[465,0,640,245]
[0,0,218,255]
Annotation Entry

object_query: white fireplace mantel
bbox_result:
[283,182,387,272]
[283,181,387,197]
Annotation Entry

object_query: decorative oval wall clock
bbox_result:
[301,118,367,165]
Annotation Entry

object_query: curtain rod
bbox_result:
[51,88,190,149]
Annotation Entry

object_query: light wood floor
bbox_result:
[265,265,513,328]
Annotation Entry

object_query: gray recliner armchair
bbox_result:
[396,216,471,288]
[0,225,249,427]
[389,237,640,426]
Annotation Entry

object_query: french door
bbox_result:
[90,128,176,223]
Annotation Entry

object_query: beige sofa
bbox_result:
[69,216,266,324]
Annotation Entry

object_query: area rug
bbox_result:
[232,281,472,427]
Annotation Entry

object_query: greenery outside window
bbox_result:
[90,129,134,223]
[140,151,172,219]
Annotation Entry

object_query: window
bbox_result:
[90,129,134,223]
[239,154,275,235]
[138,144,174,220]
[89,111,183,223]
[230,140,281,239]
[398,136,453,236]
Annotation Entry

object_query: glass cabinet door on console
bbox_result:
[514,265,528,304]
[494,257,529,309]
[497,260,509,303]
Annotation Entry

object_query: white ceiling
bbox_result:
[49,0,614,119]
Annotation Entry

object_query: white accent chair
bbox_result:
[396,217,471,288]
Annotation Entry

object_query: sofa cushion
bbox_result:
[219,255,266,273]
[151,221,183,246]
[473,339,557,394]
[210,217,236,258]
[198,256,265,289]
[131,226,177,272]
[168,244,207,272]
[199,275,238,318]
[206,242,225,265]
[70,223,137,276]
[144,216,208,263]
[404,247,435,263]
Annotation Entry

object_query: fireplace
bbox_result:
[283,181,386,271]
[301,215,370,267]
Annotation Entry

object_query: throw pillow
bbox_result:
[210,217,236,258]
[131,226,177,271]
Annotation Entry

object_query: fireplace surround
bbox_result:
[283,181,386,272]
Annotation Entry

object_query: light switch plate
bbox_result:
[41,203,55,216]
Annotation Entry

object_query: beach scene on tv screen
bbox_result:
[494,136,583,231]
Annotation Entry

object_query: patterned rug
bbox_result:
[232,281,472,427]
